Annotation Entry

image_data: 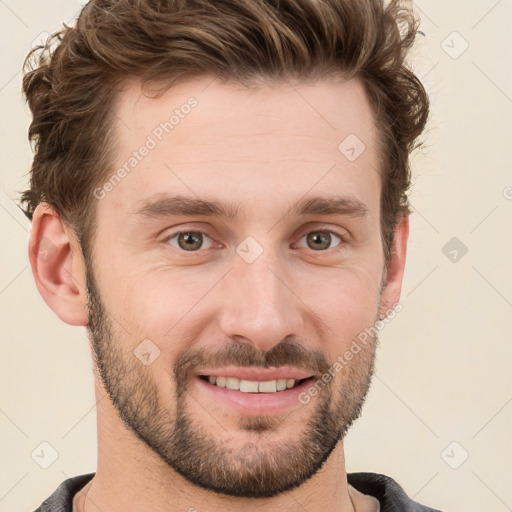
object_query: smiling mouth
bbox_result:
[199,375,313,393]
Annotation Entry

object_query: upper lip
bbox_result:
[197,366,315,381]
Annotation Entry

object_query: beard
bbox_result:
[84,257,378,498]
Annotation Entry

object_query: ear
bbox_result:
[28,203,89,326]
[379,215,409,319]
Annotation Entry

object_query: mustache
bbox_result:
[173,338,331,383]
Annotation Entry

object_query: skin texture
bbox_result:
[29,75,408,512]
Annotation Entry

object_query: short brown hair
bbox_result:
[20,0,429,262]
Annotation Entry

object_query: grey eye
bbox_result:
[167,231,213,251]
[297,231,342,251]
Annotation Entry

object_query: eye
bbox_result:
[296,230,344,251]
[165,230,214,252]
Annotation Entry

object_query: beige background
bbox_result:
[1,1,511,511]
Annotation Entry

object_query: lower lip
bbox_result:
[194,376,315,416]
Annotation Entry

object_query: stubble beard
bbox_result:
[84,258,377,498]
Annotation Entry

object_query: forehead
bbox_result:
[101,75,381,221]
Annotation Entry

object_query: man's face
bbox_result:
[85,75,389,497]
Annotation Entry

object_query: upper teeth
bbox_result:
[208,376,297,393]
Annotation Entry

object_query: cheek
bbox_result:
[297,267,381,353]
[102,266,222,341]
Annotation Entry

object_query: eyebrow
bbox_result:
[289,195,369,218]
[132,194,241,220]
[131,193,369,221]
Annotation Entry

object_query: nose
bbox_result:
[217,246,305,352]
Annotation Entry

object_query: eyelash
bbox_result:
[162,226,348,255]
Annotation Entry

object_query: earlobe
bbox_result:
[379,215,409,319]
[28,203,89,326]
